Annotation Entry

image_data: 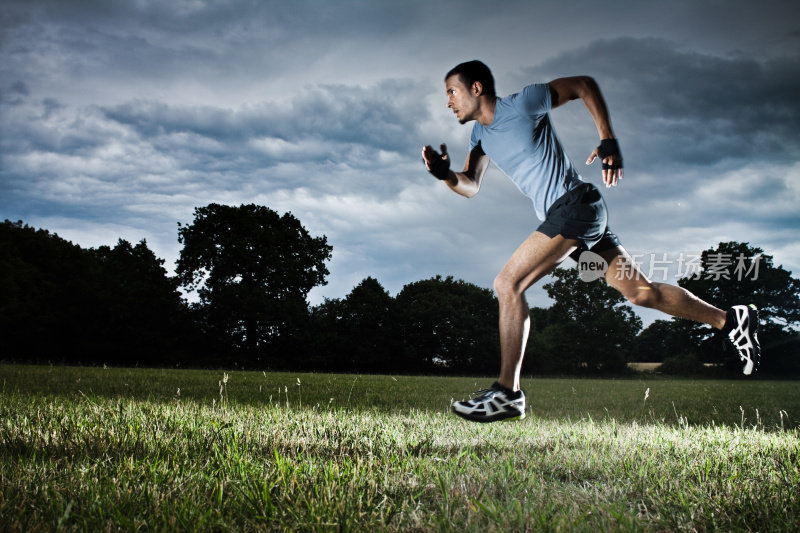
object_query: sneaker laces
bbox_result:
[470,386,502,401]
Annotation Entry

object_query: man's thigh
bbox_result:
[498,231,581,293]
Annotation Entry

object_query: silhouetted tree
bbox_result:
[0,220,97,360]
[0,221,191,365]
[337,277,398,372]
[92,239,191,365]
[677,241,800,374]
[634,319,697,362]
[309,277,400,372]
[308,296,347,371]
[529,306,554,334]
[175,204,332,366]
[395,276,499,374]
[528,267,642,374]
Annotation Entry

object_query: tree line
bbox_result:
[2,204,798,375]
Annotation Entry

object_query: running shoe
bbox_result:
[726,304,761,375]
[451,382,525,422]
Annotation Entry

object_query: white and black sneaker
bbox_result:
[724,304,761,375]
[451,382,525,423]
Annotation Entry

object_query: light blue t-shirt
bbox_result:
[470,83,583,220]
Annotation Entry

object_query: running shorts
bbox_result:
[536,182,622,261]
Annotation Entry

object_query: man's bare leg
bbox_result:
[493,231,580,391]
[600,246,726,329]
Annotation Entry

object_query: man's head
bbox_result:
[444,60,496,124]
[445,60,496,99]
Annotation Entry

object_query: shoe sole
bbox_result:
[451,408,526,423]
[747,304,761,375]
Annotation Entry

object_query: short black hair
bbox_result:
[445,60,496,98]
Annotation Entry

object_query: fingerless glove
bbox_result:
[597,139,623,170]
[428,157,450,180]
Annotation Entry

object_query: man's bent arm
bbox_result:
[423,142,489,198]
[448,142,489,198]
[548,76,614,139]
[548,76,623,187]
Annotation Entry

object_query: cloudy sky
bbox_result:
[2,0,799,323]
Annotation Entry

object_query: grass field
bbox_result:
[1,364,798,531]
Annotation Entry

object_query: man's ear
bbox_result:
[473,81,483,96]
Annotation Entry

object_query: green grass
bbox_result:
[1,364,798,531]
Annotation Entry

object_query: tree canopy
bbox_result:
[676,241,800,373]
[395,276,499,374]
[309,277,399,372]
[175,204,332,362]
[527,267,642,374]
[0,220,191,364]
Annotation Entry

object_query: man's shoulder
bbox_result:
[506,83,551,116]
[503,82,547,97]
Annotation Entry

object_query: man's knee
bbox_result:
[493,272,519,300]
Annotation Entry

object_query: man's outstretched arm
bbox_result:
[422,142,489,198]
[548,76,623,187]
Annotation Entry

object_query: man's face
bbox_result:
[445,75,478,124]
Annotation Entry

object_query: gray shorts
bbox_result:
[536,182,622,261]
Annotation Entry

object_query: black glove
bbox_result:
[597,139,623,171]
[427,154,450,180]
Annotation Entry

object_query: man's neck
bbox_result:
[476,96,497,126]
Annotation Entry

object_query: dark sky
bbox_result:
[2,0,799,321]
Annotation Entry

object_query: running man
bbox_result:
[422,60,761,423]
